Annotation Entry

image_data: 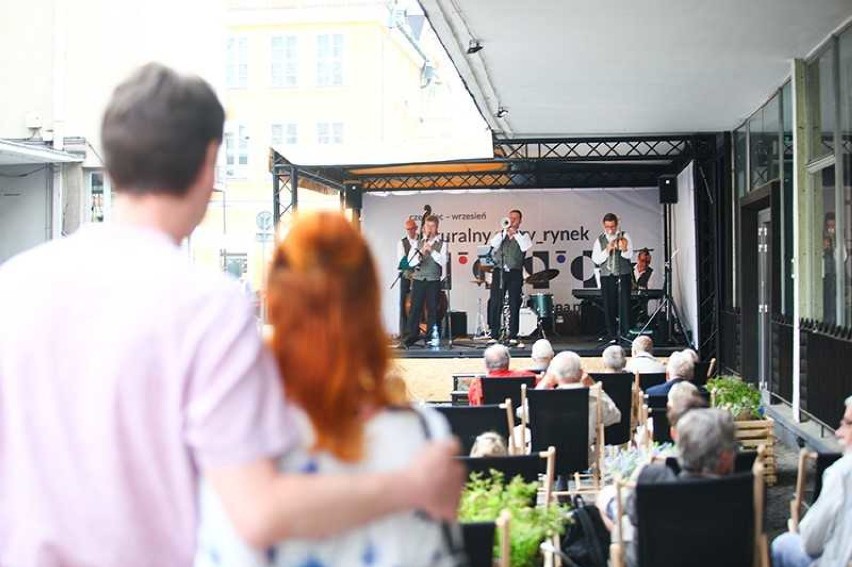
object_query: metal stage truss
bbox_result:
[270,133,722,359]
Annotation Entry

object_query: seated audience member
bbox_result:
[624,335,666,374]
[527,338,555,375]
[535,351,621,449]
[599,409,737,567]
[665,381,708,439]
[197,212,463,567]
[602,344,627,373]
[771,395,852,567]
[470,431,509,458]
[645,350,695,397]
[467,344,537,405]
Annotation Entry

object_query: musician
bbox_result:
[488,209,532,344]
[633,247,654,290]
[396,218,419,336]
[403,215,447,347]
[591,212,633,341]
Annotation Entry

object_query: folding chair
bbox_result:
[788,449,843,531]
[633,372,666,428]
[435,401,515,455]
[611,461,769,567]
[589,372,634,447]
[461,510,511,567]
[524,385,604,496]
[692,357,716,388]
[482,376,538,422]
[458,447,557,506]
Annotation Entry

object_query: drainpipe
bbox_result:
[51,0,67,238]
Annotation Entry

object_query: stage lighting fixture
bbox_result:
[467,39,483,54]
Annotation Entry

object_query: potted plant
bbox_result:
[458,471,569,567]
[705,375,763,420]
[706,375,776,485]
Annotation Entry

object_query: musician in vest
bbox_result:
[488,209,532,343]
[403,215,447,347]
[591,212,634,340]
[396,217,419,336]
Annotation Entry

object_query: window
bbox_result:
[271,35,298,87]
[271,123,298,146]
[224,125,249,177]
[226,37,248,88]
[316,34,344,86]
[89,171,105,223]
[807,47,836,161]
[317,122,343,145]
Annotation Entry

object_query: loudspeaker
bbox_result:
[344,184,362,209]
[445,311,468,338]
[658,175,678,204]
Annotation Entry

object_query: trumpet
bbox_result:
[500,217,511,229]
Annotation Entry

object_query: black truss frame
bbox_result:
[270,133,722,359]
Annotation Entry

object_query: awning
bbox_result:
[0,139,83,166]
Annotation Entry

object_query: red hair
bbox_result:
[267,212,395,462]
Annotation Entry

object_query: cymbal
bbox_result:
[525,268,559,285]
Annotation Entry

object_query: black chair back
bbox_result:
[434,404,509,455]
[649,405,673,444]
[813,452,843,503]
[481,375,537,420]
[666,451,759,476]
[692,361,711,387]
[636,372,666,392]
[461,521,496,567]
[527,388,589,475]
[458,454,545,485]
[590,372,633,445]
[635,472,755,567]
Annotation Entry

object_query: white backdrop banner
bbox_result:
[672,162,699,346]
[362,188,665,335]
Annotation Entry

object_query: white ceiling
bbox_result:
[420,0,852,136]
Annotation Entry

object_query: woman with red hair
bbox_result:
[196,211,460,567]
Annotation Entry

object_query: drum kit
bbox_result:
[472,265,560,339]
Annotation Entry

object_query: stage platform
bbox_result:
[393,335,687,359]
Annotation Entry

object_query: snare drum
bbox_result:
[518,307,537,337]
[529,293,554,319]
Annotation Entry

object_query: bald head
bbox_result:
[547,351,584,384]
[484,344,510,372]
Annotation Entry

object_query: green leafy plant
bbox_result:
[458,471,569,567]
[706,375,763,420]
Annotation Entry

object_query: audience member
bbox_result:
[198,212,464,566]
[624,335,666,374]
[467,344,537,405]
[527,338,555,374]
[645,350,695,397]
[665,381,708,438]
[771,395,852,567]
[599,409,737,567]
[0,64,462,567]
[536,351,621,449]
[470,431,509,458]
[602,344,627,373]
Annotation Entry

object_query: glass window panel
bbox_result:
[839,30,852,323]
[735,125,748,198]
[817,166,838,323]
[782,82,794,316]
[807,47,836,161]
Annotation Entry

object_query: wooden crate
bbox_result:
[735,417,776,486]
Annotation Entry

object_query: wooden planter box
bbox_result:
[734,417,776,486]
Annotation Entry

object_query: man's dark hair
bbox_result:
[101,63,225,196]
[509,209,523,219]
[602,212,618,224]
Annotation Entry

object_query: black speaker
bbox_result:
[344,184,362,209]
[658,175,678,204]
[445,311,467,338]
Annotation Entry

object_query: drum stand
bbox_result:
[474,296,491,340]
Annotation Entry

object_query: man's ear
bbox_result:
[718,449,735,475]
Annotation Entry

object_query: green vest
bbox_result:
[598,233,632,276]
[413,238,443,281]
[494,235,525,270]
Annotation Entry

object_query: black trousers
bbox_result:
[488,268,523,339]
[398,276,411,336]
[601,273,632,337]
[408,279,440,339]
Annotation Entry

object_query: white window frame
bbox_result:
[224,123,249,178]
[316,33,344,87]
[271,122,298,146]
[271,35,298,88]
[317,121,343,145]
[226,36,249,89]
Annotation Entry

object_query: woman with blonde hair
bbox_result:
[197,212,461,567]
